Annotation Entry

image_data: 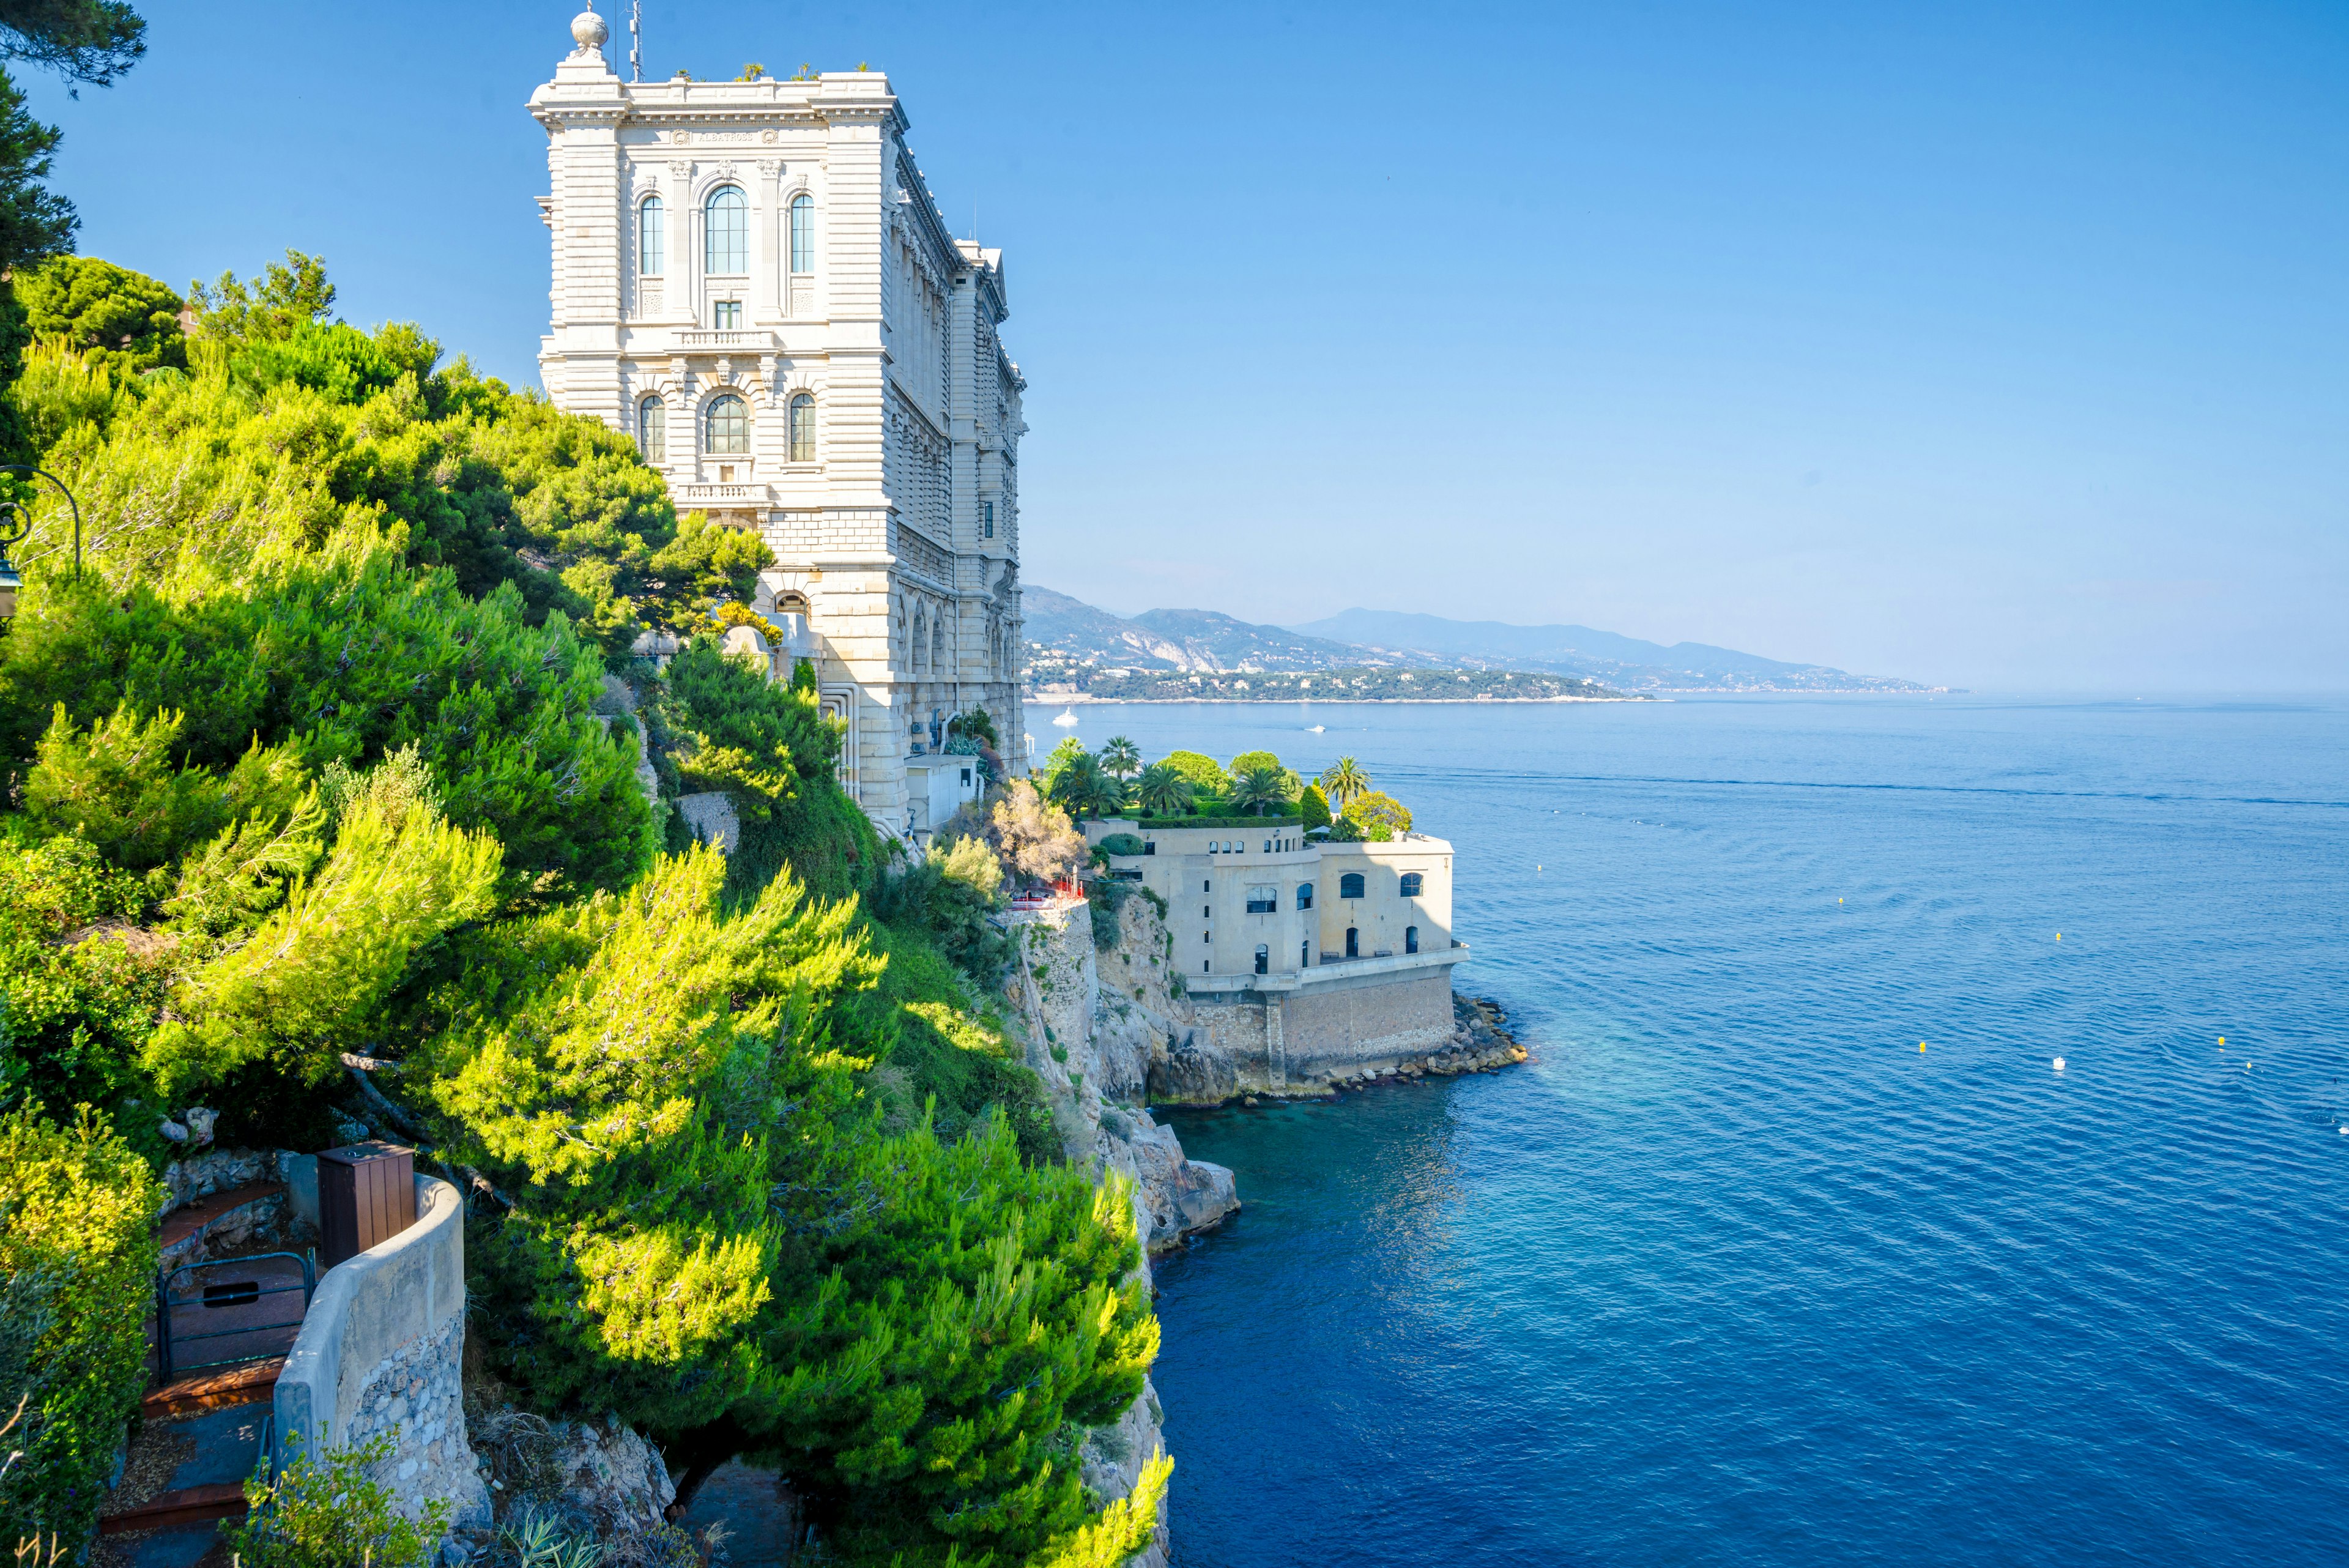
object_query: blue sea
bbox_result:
[1024,695,2349,1568]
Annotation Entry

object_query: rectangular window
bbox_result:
[712,300,742,329]
[640,198,665,275]
[1245,886,1277,914]
[982,500,995,539]
[790,195,815,272]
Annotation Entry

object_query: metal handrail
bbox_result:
[154,1250,316,1382]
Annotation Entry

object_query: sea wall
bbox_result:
[273,1173,491,1535]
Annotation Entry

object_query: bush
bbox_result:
[0,830,168,1115]
[872,834,1006,984]
[0,1105,166,1548]
[1158,749,1227,797]
[221,1427,451,1568]
[1300,783,1332,831]
[1342,790,1412,842]
[1097,832,1146,857]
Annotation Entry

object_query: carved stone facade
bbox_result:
[531,13,1026,834]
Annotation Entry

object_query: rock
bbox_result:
[183,1106,218,1146]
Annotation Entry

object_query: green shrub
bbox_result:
[1342,790,1412,841]
[0,830,167,1114]
[221,1428,451,1568]
[17,256,187,376]
[0,1105,165,1548]
[1158,749,1227,797]
[1097,833,1146,857]
[1300,783,1332,831]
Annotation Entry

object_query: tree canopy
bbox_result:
[0,248,1167,1566]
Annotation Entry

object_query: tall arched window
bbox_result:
[912,606,928,671]
[1296,883,1314,910]
[704,185,748,273]
[637,396,666,460]
[931,618,945,672]
[1405,925,1419,954]
[1339,872,1365,900]
[789,193,814,272]
[1400,872,1423,897]
[789,393,815,461]
[704,393,748,454]
[639,196,665,275]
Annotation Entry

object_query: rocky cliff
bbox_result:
[998,891,1237,1568]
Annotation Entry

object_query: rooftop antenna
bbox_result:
[629,0,642,81]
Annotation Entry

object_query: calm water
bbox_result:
[1023,696,2349,1568]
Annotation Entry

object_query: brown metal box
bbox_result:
[316,1142,416,1268]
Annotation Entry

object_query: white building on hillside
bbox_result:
[1085,818,1471,1083]
[530,10,1025,836]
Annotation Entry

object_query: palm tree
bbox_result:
[1135,762,1194,818]
[1099,735,1142,781]
[1050,753,1126,820]
[1228,763,1296,817]
[1319,756,1371,811]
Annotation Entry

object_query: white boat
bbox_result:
[1052,705,1080,726]
[1307,724,1325,732]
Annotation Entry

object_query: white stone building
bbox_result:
[530,12,1025,836]
[1084,819,1471,1084]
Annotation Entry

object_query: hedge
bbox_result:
[0,1105,165,1551]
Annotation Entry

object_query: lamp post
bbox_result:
[0,464,80,627]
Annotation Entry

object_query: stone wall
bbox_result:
[273,1174,489,1537]
[1280,968,1458,1077]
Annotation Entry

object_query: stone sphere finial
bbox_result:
[570,7,609,55]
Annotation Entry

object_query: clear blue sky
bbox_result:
[26,1,2347,691]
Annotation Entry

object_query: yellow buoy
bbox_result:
[2218,1036,2225,1046]
[1919,1042,1927,1053]
[2056,933,2063,940]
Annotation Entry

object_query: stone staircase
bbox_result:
[98,1181,312,1565]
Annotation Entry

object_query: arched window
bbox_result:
[705,185,748,273]
[911,606,927,671]
[1254,945,1269,975]
[1296,883,1314,910]
[637,396,666,461]
[931,618,945,672]
[789,393,815,461]
[1405,925,1420,954]
[789,192,815,272]
[639,196,665,275]
[1301,940,1310,969]
[1400,872,1423,897]
[1345,927,1360,959]
[1339,872,1365,900]
[704,393,748,454]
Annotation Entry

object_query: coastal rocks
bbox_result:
[1309,996,1526,1089]
[466,1406,677,1545]
[1080,1377,1171,1568]
[1001,897,1239,1250]
[999,894,1234,1566]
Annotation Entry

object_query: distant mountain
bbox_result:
[1022,589,1932,693]
[1288,609,1932,693]
[1023,587,1394,674]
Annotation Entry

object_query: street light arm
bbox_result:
[0,464,80,579]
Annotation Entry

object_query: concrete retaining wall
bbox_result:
[272,1173,489,1532]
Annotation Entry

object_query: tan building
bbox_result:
[530,12,1023,839]
[1085,818,1469,1085]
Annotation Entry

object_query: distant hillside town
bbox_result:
[1022,587,1941,697]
